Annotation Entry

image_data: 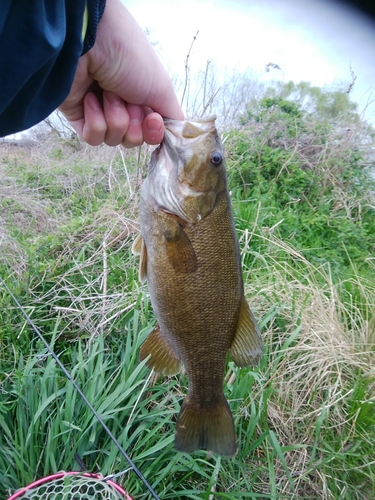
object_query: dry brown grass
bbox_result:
[242,229,375,496]
[0,135,152,344]
[0,135,148,275]
[252,232,374,407]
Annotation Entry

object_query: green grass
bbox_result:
[1,120,374,499]
[0,295,293,499]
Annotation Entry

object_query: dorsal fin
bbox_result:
[132,233,147,283]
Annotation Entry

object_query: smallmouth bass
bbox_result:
[132,116,263,456]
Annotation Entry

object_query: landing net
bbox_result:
[7,472,132,500]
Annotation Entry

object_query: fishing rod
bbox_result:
[0,276,160,500]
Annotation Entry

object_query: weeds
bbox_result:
[1,89,375,499]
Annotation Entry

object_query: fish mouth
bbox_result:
[149,120,183,173]
[150,117,217,167]
[149,144,204,196]
[162,127,179,154]
[149,133,177,176]
[149,144,162,172]
[163,116,217,143]
[152,117,217,173]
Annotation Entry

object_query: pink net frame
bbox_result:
[7,471,133,500]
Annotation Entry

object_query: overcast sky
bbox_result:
[126,0,375,121]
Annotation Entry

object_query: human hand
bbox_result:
[58,0,183,148]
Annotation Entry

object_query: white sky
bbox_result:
[125,0,375,120]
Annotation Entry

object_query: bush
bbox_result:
[228,96,375,282]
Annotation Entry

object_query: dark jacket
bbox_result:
[0,0,105,137]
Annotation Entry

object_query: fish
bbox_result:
[132,116,263,456]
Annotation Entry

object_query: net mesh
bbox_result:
[12,474,125,499]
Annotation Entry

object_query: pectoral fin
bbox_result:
[229,298,263,367]
[131,233,147,283]
[139,324,182,376]
[164,224,198,274]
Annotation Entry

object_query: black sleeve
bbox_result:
[0,0,106,137]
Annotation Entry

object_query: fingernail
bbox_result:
[86,93,100,111]
[146,118,163,133]
[106,92,122,106]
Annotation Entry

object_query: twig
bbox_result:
[119,147,133,198]
[346,65,357,95]
[202,59,211,114]
[181,31,199,108]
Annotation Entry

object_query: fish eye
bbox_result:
[210,151,223,166]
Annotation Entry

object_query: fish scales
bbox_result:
[133,116,263,456]
[143,191,241,398]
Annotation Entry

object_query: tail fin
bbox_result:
[174,395,237,456]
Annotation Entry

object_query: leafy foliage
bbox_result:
[242,80,363,124]
[230,94,375,282]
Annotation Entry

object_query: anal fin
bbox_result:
[229,297,263,367]
[139,324,182,376]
